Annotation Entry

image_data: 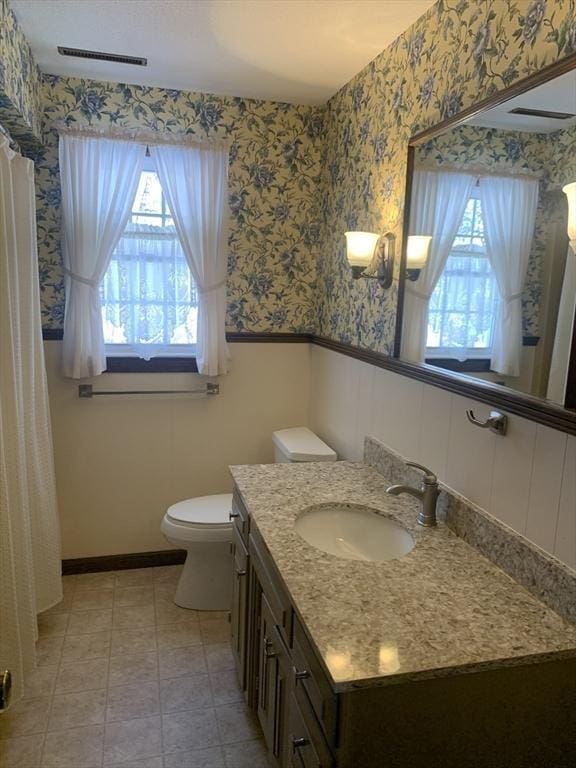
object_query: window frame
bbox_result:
[102,155,198,366]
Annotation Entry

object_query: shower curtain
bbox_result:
[0,135,62,705]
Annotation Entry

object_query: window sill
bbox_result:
[105,357,198,373]
[425,358,491,373]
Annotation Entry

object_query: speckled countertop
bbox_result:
[229,461,576,692]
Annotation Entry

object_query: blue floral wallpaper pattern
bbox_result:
[416,122,576,338]
[318,0,576,354]
[35,76,324,332]
[0,0,42,152]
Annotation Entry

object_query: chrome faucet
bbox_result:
[386,462,439,527]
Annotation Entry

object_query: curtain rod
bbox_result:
[55,123,230,151]
[414,163,541,183]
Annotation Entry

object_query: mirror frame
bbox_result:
[394,51,576,434]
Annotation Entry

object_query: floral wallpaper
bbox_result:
[35,75,324,332]
[416,122,576,337]
[317,0,576,354]
[0,0,42,152]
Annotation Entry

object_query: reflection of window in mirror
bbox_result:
[426,189,500,368]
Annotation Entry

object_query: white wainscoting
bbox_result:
[309,344,576,570]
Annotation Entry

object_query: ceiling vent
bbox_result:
[57,46,147,67]
[508,107,575,120]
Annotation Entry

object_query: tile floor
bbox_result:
[0,566,270,768]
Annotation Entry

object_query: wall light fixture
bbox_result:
[344,231,396,289]
[405,235,432,281]
[562,182,576,252]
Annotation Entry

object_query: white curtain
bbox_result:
[101,222,198,359]
[150,143,229,375]
[59,134,146,378]
[0,136,62,705]
[480,176,539,376]
[401,170,476,362]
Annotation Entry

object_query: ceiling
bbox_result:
[467,70,576,134]
[11,0,436,105]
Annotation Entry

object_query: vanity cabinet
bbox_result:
[229,485,576,768]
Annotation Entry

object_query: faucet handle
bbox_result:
[406,461,437,484]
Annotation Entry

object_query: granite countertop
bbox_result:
[229,461,576,692]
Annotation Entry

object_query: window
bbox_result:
[100,158,197,358]
[426,191,499,361]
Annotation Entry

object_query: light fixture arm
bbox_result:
[350,231,396,289]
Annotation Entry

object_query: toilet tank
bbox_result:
[272,427,337,463]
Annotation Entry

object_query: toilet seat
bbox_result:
[162,493,233,544]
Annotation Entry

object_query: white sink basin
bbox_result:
[294,503,414,562]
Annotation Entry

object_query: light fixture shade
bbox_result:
[344,231,380,268]
[406,235,432,268]
[562,182,576,249]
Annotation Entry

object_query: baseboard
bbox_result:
[62,549,186,575]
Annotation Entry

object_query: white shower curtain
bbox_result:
[150,143,229,375]
[480,175,539,376]
[401,170,476,362]
[0,136,62,705]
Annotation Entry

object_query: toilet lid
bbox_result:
[166,494,233,527]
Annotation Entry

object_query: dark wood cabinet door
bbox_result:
[257,593,278,753]
[230,525,248,690]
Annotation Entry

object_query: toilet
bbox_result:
[161,427,336,610]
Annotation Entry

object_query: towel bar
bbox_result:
[78,382,219,398]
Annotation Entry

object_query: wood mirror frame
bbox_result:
[393,52,576,436]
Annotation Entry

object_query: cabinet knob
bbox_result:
[293,667,310,682]
[229,510,240,520]
[264,637,276,658]
[235,568,246,577]
[291,736,308,753]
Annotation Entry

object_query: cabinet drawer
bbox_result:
[292,616,338,747]
[249,527,293,647]
[287,684,333,768]
[231,488,250,547]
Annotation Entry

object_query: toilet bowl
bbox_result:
[161,427,336,611]
[161,494,233,610]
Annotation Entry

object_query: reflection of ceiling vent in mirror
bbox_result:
[57,46,147,66]
[508,107,575,120]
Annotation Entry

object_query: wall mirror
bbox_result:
[396,57,576,415]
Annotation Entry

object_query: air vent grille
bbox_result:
[57,46,147,67]
[508,107,575,120]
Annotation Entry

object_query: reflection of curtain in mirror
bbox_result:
[401,170,476,362]
[547,248,576,403]
[480,176,539,377]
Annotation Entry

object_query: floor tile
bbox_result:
[114,569,155,588]
[71,588,114,611]
[0,697,51,739]
[222,739,270,768]
[200,621,230,645]
[35,636,64,667]
[106,681,160,722]
[67,609,113,636]
[152,565,183,584]
[155,597,196,626]
[55,657,108,694]
[156,621,202,650]
[108,651,158,688]
[160,674,213,714]
[159,646,207,680]
[112,604,155,629]
[162,709,220,753]
[48,689,107,731]
[209,669,243,707]
[61,631,111,663]
[215,704,261,745]
[103,716,162,764]
[106,758,163,768]
[164,746,225,767]
[114,586,154,607]
[198,611,229,623]
[37,613,69,638]
[204,644,235,674]
[0,733,44,768]
[41,592,73,615]
[42,724,104,767]
[23,665,58,699]
[110,627,157,657]
[74,573,116,592]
